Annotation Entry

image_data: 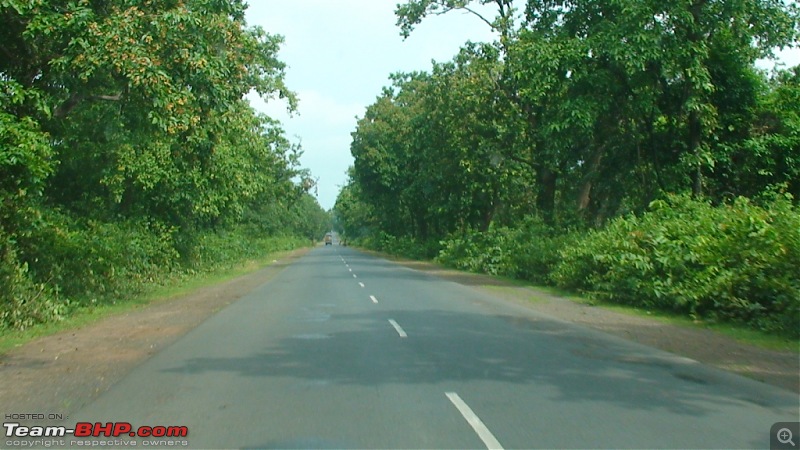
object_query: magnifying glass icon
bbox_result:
[778,428,796,446]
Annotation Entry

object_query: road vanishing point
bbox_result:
[56,247,798,449]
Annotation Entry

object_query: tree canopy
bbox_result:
[339,0,799,235]
[1,0,328,329]
[335,0,799,336]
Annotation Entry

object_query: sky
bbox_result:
[244,1,497,211]
[244,1,799,211]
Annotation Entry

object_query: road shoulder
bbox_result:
[371,251,799,394]
[0,248,310,415]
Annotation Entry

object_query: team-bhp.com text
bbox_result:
[5,422,189,447]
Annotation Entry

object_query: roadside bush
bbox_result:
[362,232,440,260]
[437,227,514,275]
[552,194,799,336]
[191,226,306,270]
[20,210,180,303]
[505,216,574,284]
[2,209,309,331]
[0,233,65,330]
[437,217,570,282]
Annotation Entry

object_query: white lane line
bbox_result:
[387,319,408,338]
[369,295,378,304]
[358,282,365,288]
[445,392,503,450]
[353,274,357,278]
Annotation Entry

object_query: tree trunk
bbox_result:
[536,167,557,224]
[689,110,704,197]
[577,146,605,212]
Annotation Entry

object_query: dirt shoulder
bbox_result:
[387,256,799,394]
[1,246,796,420]
[0,248,310,415]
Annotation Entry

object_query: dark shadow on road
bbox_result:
[162,308,796,420]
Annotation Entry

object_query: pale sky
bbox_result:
[245,1,497,211]
[244,1,799,211]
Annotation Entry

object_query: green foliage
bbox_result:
[503,217,575,283]
[387,0,800,226]
[436,216,571,283]
[433,196,799,337]
[243,192,331,241]
[1,208,309,331]
[19,210,179,303]
[713,66,800,199]
[337,0,799,338]
[552,195,799,337]
[332,175,377,242]
[360,232,440,260]
[186,228,306,271]
[0,232,64,331]
[0,1,325,331]
[437,227,515,276]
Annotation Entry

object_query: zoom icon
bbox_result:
[772,422,800,450]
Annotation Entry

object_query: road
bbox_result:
[58,247,797,449]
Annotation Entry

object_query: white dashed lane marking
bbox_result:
[387,319,408,338]
[445,392,503,450]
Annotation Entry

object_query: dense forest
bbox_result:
[335,0,800,336]
[1,0,329,330]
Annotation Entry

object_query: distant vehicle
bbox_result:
[324,234,332,246]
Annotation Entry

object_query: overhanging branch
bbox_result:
[54,92,123,118]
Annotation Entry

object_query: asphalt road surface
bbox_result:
[56,247,797,449]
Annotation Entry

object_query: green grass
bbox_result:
[479,273,799,353]
[572,297,800,353]
[0,249,300,355]
[470,268,800,353]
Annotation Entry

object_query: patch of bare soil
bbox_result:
[390,257,799,394]
[0,248,310,415]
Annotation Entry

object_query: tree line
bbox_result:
[1,0,329,329]
[335,0,799,336]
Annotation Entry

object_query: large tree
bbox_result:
[393,0,798,225]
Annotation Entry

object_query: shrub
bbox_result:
[0,233,65,330]
[505,216,573,284]
[436,218,570,280]
[191,226,305,270]
[18,210,180,304]
[552,194,799,336]
[2,209,308,331]
[437,227,513,275]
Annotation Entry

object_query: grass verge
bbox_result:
[575,298,800,353]
[0,248,303,355]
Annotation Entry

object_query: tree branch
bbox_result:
[54,93,85,118]
[94,94,123,101]
[54,92,123,118]
[460,6,498,31]
[505,151,535,169]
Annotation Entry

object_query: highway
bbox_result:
[62,246,798,448]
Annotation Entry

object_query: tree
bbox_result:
[0,0,321,328]
[395,0,798,225]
